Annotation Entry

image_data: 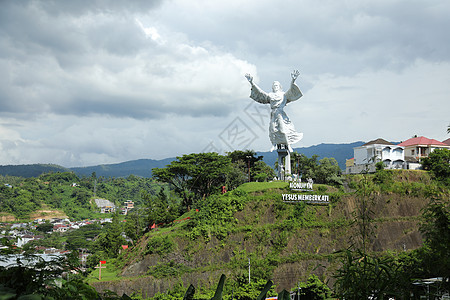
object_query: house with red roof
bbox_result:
[398,136,450,169]
[443,137,450,146]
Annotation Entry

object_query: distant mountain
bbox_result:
[257,141,364,170]
[70,158,175,178]
[0,142,364,178]
[0,164,71,178]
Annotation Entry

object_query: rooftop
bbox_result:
[398,136,447,147]
[362,138,394,146]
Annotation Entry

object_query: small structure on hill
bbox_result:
[94,198,116,213]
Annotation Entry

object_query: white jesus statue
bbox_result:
[245,70,303,152]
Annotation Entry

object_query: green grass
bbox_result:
[235,181,289,193]
[86,263,122,283]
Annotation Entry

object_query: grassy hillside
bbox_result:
[90,170,447,298]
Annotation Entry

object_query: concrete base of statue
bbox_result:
[277,144,291,180]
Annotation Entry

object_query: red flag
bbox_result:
[151,223,156,229]
[100,260,106,264]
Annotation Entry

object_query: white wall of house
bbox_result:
[348,143,405,174]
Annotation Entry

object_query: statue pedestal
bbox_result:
[277,144,291,180]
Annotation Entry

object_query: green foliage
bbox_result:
[419,198,450,288]
[333,249,402,299]
[234,181,287,193]
[23,233,65,253]
[186,192,247,241]
[143,188,180,226]
[0,251,133,299]
[290,153,342,185]
[39,171,79,184]
[229,277,276,300]
[152,153,232,210]
[0,171,162,220]
[35,220,54,233]
[372,169,393,185]
[252,160,276,182]
[226,150,275,184]
[65,223,102,251]
[0,164,70,178]
[150,282,188,300]
[421,148,450,185]
[145,235,175,256]
[148,261,191,279]
[124,209,147,244]
[291,274,331,300]
[0,252,97,299]
[94,212,127,258]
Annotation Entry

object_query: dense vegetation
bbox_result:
[0,172,163,220]
[1,149,449,299]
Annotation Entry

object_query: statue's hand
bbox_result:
[245,73,253,84]
[291,70,300,82]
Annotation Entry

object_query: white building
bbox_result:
[346,138,405,174]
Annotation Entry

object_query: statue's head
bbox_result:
[272,81,282,92]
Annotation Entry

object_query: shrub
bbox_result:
[145,235,175,256]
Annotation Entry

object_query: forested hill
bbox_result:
[0,142,363,178]
[70,158,174,178]
[0,164,71,178]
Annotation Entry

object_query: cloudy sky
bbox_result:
[1,0,449,167]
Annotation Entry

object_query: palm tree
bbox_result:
[448,124,450,134]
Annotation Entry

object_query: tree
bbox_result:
[152,153,232,210]
[124,208,146,244]
[315,157,342,185]
[36,220,54,233]
[226,160,248,190]
[421,148,450,185]
[252,160,275,182]
[94,212,126,258]
[227,150,262,181]
[419,199,450,290]
[292,274,331,300]
[290,153,342,185]
[290,153,319,179]
[142,188,179,227]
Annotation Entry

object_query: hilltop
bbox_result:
[89,170,447,298]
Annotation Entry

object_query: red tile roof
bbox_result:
[443,138,450,146]
[398,136,447,147]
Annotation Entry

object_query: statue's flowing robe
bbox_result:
[249,82,303,146]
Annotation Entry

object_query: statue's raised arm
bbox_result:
[291,70,300,83]
[245,73,253,85]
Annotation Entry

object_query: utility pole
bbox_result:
[246,156,251,182]
[248,257,251,284]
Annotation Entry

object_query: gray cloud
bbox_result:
[1,0,449,167]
